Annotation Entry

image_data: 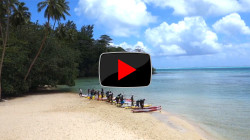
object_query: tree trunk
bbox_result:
[0,37,6,99]
[0,1,10,100]
[23,18,50,81]
[23,28,48,81]
[0,23,3,100]
[52,20,56,30]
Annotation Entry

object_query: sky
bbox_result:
[21,0,250,68]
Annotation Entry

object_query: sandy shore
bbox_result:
[0,92,209,140]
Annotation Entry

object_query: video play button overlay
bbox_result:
[118,59,136,80]
[99,52,151,87]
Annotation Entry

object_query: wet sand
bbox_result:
[0,92,209,140]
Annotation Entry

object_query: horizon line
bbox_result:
[156,66,250,70]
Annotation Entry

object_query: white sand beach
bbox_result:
[0,92,209,140]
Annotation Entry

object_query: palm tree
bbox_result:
[10,2,31,27]
[0,0,19,100]
[24,0,70,81]
[53,0,70,29]
[55,23,66,39]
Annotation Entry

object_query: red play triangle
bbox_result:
[118,59,136,80]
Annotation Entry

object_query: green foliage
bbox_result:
[0,17,125,97]
[1,21,80,97]
[37,0,70,23]
[1,45,29,95]
[10,2,31,26]
[74,25,125,77]
[0,0,143,98]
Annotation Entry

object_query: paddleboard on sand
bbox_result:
[96,98,107,101]
[81,95,88,97]
[125,104,152,109]
[132,108,160,113]
[132,106,161,110]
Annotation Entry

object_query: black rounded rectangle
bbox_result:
[99,52,152,87]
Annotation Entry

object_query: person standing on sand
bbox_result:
[108,91,112,102]
[106,91,110,102]
[120,94,124,106]
[79,88,83,97]
[97,91,100,100]
[110,92,113,104]
[131,95,134,106]
[140,99,145,109]
[94,91,98,99]
[118,93,121,102]
[88,89,90,96]
[115,94,119,105]
[90,89,94,97]
[90,89,94,100]
[109,91,112,102]
[136,99,140,107]
[101,90,104,99]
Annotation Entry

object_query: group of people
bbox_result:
[106,91,114,104]
[114,93,124,105]
[88,88,105,99]
[79,88,146,108]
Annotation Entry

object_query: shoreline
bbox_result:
[155,110,224,140]
[0,92,211,140]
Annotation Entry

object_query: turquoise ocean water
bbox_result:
[59,67,250,140]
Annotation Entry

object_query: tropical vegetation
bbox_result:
[0,0,154,99]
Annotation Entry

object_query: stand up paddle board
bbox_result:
[132,106,161,110]
[125,104,152,109]
[132,108,160,113]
